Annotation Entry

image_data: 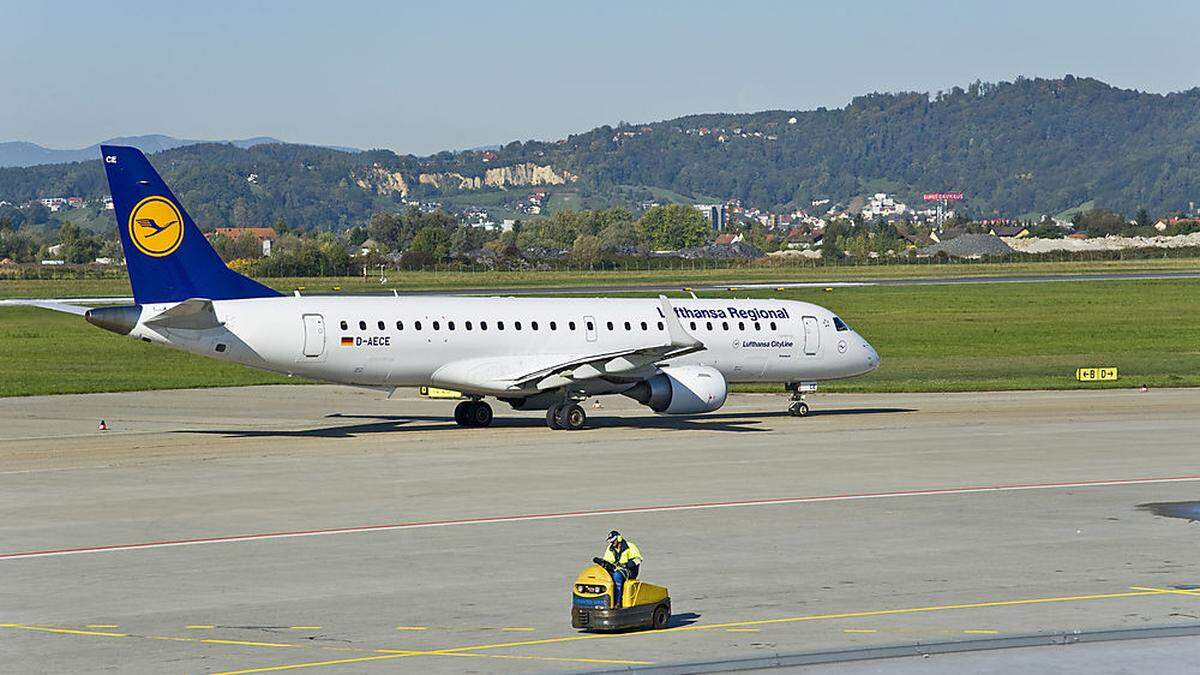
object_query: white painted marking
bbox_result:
[3,475,1198,561]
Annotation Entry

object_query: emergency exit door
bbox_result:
[584,315,597,342]
[802,316,820,356]
[302,314,326,357]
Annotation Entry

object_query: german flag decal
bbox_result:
[341,336,354,346]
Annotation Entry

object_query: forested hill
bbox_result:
[2,76,1198,229]
[533,76,1200,217]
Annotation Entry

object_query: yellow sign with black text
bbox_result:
[1076,367,1118,382]
[419,386,464,399]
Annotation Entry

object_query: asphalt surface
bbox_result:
[4,269,1200,308]
[3,386,1200,674]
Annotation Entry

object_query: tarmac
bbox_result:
[3,385,1200,673]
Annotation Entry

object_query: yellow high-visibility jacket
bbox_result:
[602,539,643,569]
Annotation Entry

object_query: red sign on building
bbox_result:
[923,192,964,201]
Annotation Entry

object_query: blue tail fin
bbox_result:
[101,145,281,304]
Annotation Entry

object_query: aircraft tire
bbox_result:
[546,404,563,430]
[470,401,493,427]
[788,401,809,417]
[454,401,473,426]
[559,404,586,430]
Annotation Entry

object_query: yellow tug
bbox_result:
[571,561,671,631]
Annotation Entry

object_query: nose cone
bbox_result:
[85,305,142,335]
[861,337,880,372]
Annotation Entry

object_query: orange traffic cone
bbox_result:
[98,420,109,431]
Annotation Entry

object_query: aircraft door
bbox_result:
[802,316,820,356]
[302,313,326,358]
[584,315,597,342]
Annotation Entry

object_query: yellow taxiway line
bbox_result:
[6,585,1196,675]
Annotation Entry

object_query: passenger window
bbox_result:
[606,321,614,330]
[754,321,761,330]
[706,321,713,330]
[624,321,631,331]
[657,321,664,331]
[359,320,366,330]
[569,321,576,331]
[689,321,697,330]
[722,321,728,330]
[532,321,539,330]
[739,321,745,330]
[377,321,385,330]
[550,321,557,330]
[448,321,455,331]
[433,321,440,330]
[515,321,522,330]
[340,320,348,330]
[833,316,850,332]
[415,321,422,330]
[770,321,777,330]
[465,321,472,330]
[396,321,403,330]
[498,321,505,330]
[587,321,594,331]
[640,321,647,330]
[480,321,487,331]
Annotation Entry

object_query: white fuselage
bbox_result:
[127,295,879,396]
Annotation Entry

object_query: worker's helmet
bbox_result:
[607,530,621,543]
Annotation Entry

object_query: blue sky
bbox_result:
[4,1,1198,154]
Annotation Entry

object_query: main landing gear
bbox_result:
[454,399,493,428]
[546,402,587,431]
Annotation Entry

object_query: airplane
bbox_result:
[42,145,880,430]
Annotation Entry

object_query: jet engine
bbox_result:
[622,365,728,414]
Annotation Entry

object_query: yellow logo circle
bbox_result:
[128,196,184,257]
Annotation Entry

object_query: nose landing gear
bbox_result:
[786,382,816,417]
[454,399,494,427]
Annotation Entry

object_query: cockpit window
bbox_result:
[833,316,850,332]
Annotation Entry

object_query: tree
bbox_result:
[638,204,710,250]
[1135,207,1151,229]
[570,234,603,267]
[409,226,451,261]
[1074,208,1130,236]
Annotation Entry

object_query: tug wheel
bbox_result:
[651,604,670,629]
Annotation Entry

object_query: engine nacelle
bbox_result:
[500,391,563,411]
[622,365,728,414]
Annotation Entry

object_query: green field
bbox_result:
[2,257,1199,299]
[1,277,1197,397]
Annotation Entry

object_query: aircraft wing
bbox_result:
[430,295,704,393]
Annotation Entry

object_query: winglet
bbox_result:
[659,295,702,350]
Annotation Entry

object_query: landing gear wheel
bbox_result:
[546,404,564,430]
[651,604,670,629]
[469,401,493,427]
[788,401,809,417]
[558,403,586,430]
[454,401,472,427]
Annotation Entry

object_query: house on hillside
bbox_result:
[989,224,1030,238]
[213,227,275,242]
[209,227,276,257]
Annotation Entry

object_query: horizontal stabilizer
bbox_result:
[142,298,223,330]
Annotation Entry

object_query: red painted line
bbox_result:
[4,475,1199,561]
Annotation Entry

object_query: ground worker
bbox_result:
[593,530,642,607]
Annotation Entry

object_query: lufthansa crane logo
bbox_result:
[128,196,183,257]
